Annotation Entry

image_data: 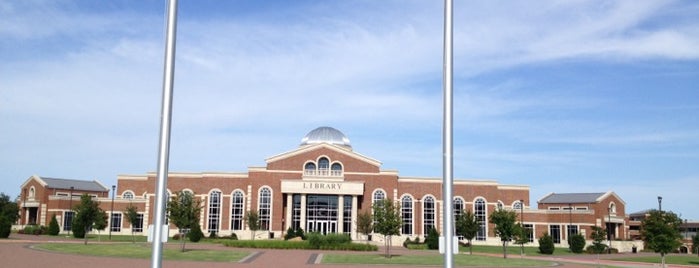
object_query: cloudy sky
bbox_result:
[1,0,698,219]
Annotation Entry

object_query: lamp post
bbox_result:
[657,196,662,212]
[568,203,573,241]
[607,207,612,254]
[110,185,116,240]
[520,200,525,256]
[69,186,74,235]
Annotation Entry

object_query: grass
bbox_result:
[613,255,699,266]
[323,253,554,266]
[462,244,578,256]
[35,243,247,262]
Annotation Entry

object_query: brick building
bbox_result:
[17,126,635,250]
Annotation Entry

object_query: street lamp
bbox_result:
[568,203,573,241]
[69,186,74,235]
[109,185,116,240]
[657,196,662,211]
[607,207,612,254]
[519,200,525,256]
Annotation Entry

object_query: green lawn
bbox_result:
[323,253,554,266]
[613,255,699,266]
[35,243,247,262]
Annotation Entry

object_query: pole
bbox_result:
[69,186,74,235]
[569,203,573,242]
[441,0,454,267]
[607,207,611,254]
[110,185,116,240]
[151,0,178,267]
[520,200,524,256]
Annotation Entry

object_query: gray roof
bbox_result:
[39,176,108,192]
[300,126,352,148]
[539,192,606,204]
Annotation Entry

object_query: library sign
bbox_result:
[281,180,364,195]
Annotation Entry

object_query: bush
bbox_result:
[72,221,85,238]
[22,225,47,235]
[569,234,586,253]
[425,227,440,250]
[223,239,378,251]
[48,215,60,236]
[538,233,555,254]
[0,218,11,238]
[284,227,295,240]
[188,224,204,242]
[172,233,181,240]
[585,244,611,254]
[307,232,351,249]
[227,233,238,240]
[209,230,218,239]
[294,228,306,240]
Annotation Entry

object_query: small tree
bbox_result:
[357,210,373,243]
[188,222,204,242]
[455,209,479,255]
[93,210,107,242]
[641,210,683,268]
[589,225,607,265]
[48,214,60,236]
[514,224,530,257]
[569,233,586,253]
[372,199,401,258]
[489,208,518,258]
[124,204,140,243]
[245,210,260,240]
[0,193,20,239]
[538,233,555,254]
[167,191,203,252]
[72,194,102,245]
[425,227,440,250]
[692,234,699,256]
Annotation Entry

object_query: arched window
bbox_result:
[331,163,342,176]
[453,197,464,216]
[207,190,221,233]
[259,187,272,231]
[231,190,245,230]
[123,191,134,200]
[474,198,487,241]
[29,187,35,199]
[512,200,523,210]
[609,202,617,214]
[304,162,316,175]
[401,195,413,235]
[372,189,386,206]
[318,157,330,175]
[497,201,504,210]
[423,196,435,235]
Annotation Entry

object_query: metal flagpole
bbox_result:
[151,0,178,267]
[442,0,454,267]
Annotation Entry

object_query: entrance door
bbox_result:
[307,220,338,235]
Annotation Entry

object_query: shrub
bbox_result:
[22,225,46,235]
[307,232,351,249]
[425,227,440,250]
[48,215,60,236]
[209,230,218,239]
[227,233,238,240]
[284,227,295,240]
[538,233,555,254]
[172,233,181,240]
[72,221,85,238]
[0,218,11,238]
[188,224,204,242]
[585,244,611,254]
[294,228,306,240]
[569,234,586,253]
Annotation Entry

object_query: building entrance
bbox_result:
[307,220,337,235]
[306,195,338,234]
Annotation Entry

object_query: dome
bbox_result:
[300,126,352,149]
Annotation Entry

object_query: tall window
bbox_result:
[207,191,221,233]
[523,224,534,242]
[63,211,74,231]
[292,194,301,231]
[372,189,386,205]
[567,225,578,239]
[231,190,245,230]
[401,196,413,235]
[453,197,464,216]
[318,157,329,175]
[550,225,561,244]
[259,187,272,230]
[111,213,122,232]
[343,195,352,234]
[474,198,487,241]
[133,214,144,232]
[423,196,435,235]
[331,163,343,176]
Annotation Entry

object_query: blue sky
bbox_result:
[1,0,698,219]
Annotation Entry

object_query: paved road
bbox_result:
[1,234,694,268]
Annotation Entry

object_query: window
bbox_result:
[372,189,386,205]
[401,196,413,235]
[63,211,74,231]
[123,191,134,199]
[512,201,523,210]
[609,203,617,214]
[259,187,272,230]
[453,197,464,216]
[576,207,588,211]
[567,225,578,238]
[497,201,504,210]
[523,224,534,242]
[133,214,144,232]
[474,198,487,241]
[423,196,435,235]
[111,213,122,232]
[331,163,342,176]
[292,194,301,231]
[29,187,35,199]
[304,162,316,175]
[343,195,352,234]
[318,157,329,175]
[548,207,560,210]
[231,190,245,230]
[208,190,221,233]
[550,225,561,244]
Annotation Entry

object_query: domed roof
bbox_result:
[300,126,352,149]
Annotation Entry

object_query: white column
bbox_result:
[300,194,307,231]
[351,195,358,240]
[337,195,344,233]
[285,194,292,231]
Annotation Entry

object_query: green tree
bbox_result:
[372,199,401,258]
[589,225,607,265]
[455,209,479,255]
[514,224,530,257]
[167,191,203,252]
[124,204,140,243]
[425,227,439,250]
[0,193,20,238]
[93,210,107,242]
[357,210,373,243]
[692,234,699,256]
[489,208,518,258]
[641,210,683,268]
[538,233,555,254]
[569,233,586,253]
[244,210,260,241]
[188,222,204,242]
[48,214,60,236]
[72,194,102,245]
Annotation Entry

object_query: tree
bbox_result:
[93,210,107,242]
[641,210,683,268]
[425,227,439,250]
[455,209,479,255]
[124,204,140,243]
[489,208,518,258]
[72,194,102,245]
[0,193,20,239]
[692,234,699,256]
[167,191,203,252]
[538,233,555,254]
[589,225,607,266]
[513,224,530,257]
[48,214,60,236]
[569,233,586,253]
[244,210,260,241]
[356,210,373,244]
[372,199,401,258]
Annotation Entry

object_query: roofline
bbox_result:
[265,143,382,167]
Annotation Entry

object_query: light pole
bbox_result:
[110,185,116,240]
[68,186,74,235]
[520,200,525,256]
[607,207,612,254]
[657,196,662,212]
[568,203,573,241]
